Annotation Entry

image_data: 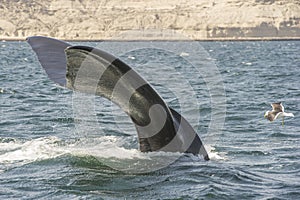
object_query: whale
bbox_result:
[27,36,209,161]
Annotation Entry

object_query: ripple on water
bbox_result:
[0,41,300,199]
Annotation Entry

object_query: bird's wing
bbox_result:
[274,112,283,120]
[282,112,294,117]
[280,103,285,112]
[266,111,276,121]
[271,102,283,112]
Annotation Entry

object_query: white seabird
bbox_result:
[264,102,294,125]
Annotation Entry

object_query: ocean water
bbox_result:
[0,40,299,199]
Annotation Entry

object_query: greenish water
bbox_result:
[0,40,299,199]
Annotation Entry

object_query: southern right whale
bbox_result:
[27,36,209,161]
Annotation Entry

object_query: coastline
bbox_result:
[1,1,299,41]
[2,36,300,42]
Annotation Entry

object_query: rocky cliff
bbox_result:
[1,0,300,40]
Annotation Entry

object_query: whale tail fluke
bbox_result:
[27,36,209,161]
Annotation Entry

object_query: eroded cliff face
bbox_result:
[0,0,299,40]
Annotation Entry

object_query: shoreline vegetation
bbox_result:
[1,0,300,41]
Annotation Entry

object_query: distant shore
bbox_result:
[1,1,299,41]
[2,36,300,42]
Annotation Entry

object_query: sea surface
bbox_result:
[0,40,299,199]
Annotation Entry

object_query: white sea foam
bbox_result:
[179,52,189,57]
[127,55,136,60]
[242,61,252,66]
[0,137,67,170]
[68,136,148,160]
[0,136,138,165]
[206,145,227,161]
[0,136,149,173]
[0,136,224,174]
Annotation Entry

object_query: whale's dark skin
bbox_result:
[27,36,209,161]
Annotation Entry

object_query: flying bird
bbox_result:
[264,102,294,125]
